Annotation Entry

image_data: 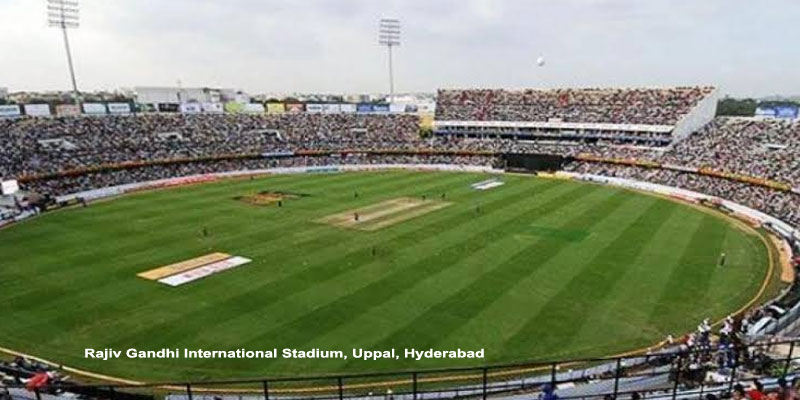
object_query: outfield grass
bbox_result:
[0,171,773,381]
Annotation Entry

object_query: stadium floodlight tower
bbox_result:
[378,18,400,103]
[47,0,81,105]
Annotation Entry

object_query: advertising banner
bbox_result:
[243,103,265,113]
[373,103,390,113]
[224,102,244,113]
[157,256,252,287]
[356,103,374,113]
[417,102,436,113]
[339,103,357,113]
[56,104,81,116]
[83,103,108,114]
[306,104,325,113]
[24,104,51,116]
[389,103,406,113]
[107,103,132,114]
[0,105,21,117]
[321,103,341,114]
[1,179,19,195]
[755,107,776,117]
[179,103,202,114]
[136,103,156,113]
[157,103,179,113]
[756,105,799,119]
[776,105,799,119]
[266,102,286,114]
[285,103,304,113]
[202,103,223,113]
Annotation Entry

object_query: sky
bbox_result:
[1,0,798,97]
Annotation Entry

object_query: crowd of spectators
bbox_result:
[2,111,799,229]
[0,113,419,178]
[563,162,800,228]
[22,154,500,197]
[662,118,800,187]
[436,87,715,125]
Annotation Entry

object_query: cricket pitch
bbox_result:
[316,197,452,231]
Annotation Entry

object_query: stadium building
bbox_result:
[1,86,800,400]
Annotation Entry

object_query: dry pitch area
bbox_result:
[317,197,452,231]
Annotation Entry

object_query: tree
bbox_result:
[716,97,758,116]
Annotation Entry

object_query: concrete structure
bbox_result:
[134,87,249,105]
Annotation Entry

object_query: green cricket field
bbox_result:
[0,170,778,381]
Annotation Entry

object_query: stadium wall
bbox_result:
[671,87,720,141]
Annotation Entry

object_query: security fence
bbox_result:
[3,339,800,400]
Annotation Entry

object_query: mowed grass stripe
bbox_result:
[143,179,568,352]
[560,202,707,356]
[97,176,557,350]
[0,171,420,317]
[2,171,445,288]
[0,170,393,284]
[332,190,633,371]
[200,182,604,372]
[430,193,661,363]
[499,197,679,357]
[272,188,630,372]
[647,214,729,330]
[0,172,774,379]
[0,172,478,353]
[5,171,424,262]
[6,173,476,336]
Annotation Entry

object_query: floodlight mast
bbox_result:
[378,18,400,103]
[47,0,80,105]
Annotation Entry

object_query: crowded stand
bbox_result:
[662,118,800,187]
[1,90,799,236]
[563,161,800,229]
[435,87,715,125]
[2,104,800,400]
[0,113,418,179]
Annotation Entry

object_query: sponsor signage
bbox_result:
[373,103,390,113]
[266,102,285,114]
[321,103,341,114]
[107,103,132,114]
[83,103,108,114]
[158,256,252,287]
[417,102,436,113]
[756,105,799,119]
[285,103,304,113]
[306,103,325,113]
[157,103,179,113]
[1,179,19,195]
[179,103,202,113]
[202,102,223,113]
[356,103,374,113]
[24,104,51,116]
[0,105,21,117]
[340,103,357,113]
[243,103,265,113]
[56,104,81,116]
[776,105,799,119]
[224,102,244,113]
[389,103,406,114]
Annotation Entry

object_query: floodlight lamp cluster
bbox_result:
[47,0,80,28]
[379,18,401,47]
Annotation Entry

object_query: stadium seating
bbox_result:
[1,93,799,231]
[435,87,715,124]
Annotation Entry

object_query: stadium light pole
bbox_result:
[378,18,400,103]
[47,0,81,105]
